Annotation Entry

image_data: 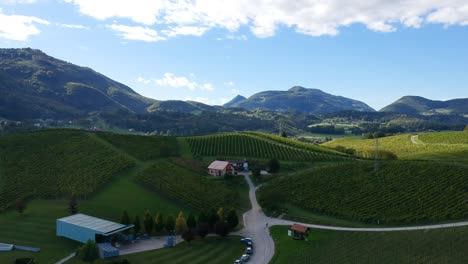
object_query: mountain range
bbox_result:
[0,48,467,122]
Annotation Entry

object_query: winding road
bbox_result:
[236,173,468,264]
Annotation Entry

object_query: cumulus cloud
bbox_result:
[185,96,229,105]
[65,0,468,38]
[140,72,215,92]
[224,81,235,86]
[106,24,166,42]
[0,11,49,41]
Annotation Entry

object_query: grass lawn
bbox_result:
[0,199,80,263]
[68,236,245,264]
[270,226,468,264]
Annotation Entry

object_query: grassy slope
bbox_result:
[323,133,468,162]
[259,161,468,225]
[418,131,468,144]
[270,226,468,264]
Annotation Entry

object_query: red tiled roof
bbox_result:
[291,224,309,233]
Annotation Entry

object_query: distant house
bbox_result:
[290,224,310,240]
[208,160,234,177]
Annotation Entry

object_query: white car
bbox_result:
[241,254,250,262]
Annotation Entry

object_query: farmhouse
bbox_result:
[56,214,134,258]
[290,223,310,240]
[208,160,234,176]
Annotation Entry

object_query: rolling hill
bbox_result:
[380,96,468,115]
[0,48,154,120]
[225,86,375,113]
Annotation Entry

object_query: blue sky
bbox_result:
[1,0,468,110]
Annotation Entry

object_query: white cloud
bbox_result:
[0,11,49,41]
[1,0,37,4]
[161,26,209,37]
[184,96,229,105]
[224,81,235,86]
[141,72,215,92]
[58,23,89,30]
[66,0,468,38]
[106,24,166,42]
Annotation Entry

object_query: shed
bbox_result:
[56,214,133,243]
[291,224,310,240]
[208,160,233,177]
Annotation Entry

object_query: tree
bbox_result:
[121,210,131,235]
[208,209,219,229]
[16,199,26,214]
[279,130,287,138]
[198,211,208,224]
[186,213,197,230]
[214,221,230,238]
[165,215,175,233]
[226,209,239,230]
[182,229,195,244]
[68,196,78,215]
[197,222,210,238]
[464,125,468,131]
[154,212,164,233]
[133,216,141,235]
[79,240,99,262]
[217,207,224,222]
[143,211,154,235]
[175,211,187,234]
[268,158,280,173]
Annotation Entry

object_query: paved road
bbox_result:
[411,135,420,144]
[236,172,468,264]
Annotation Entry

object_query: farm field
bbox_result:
[270,226,468,264]
[323,132,468,162]
[258,161,468,225]
[0,130,135,210]
[418,131,468,144]
[186,132,345,161]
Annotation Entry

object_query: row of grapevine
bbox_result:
[186,133,344,161]
[135,160,238,212]
[258,160,468,225]
[419,131,468,145]
[0,130,135,210]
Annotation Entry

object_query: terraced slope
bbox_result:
[0,130,134,210]
[323,133,468,162]
[258,161,468,225]
[186,132,345,161]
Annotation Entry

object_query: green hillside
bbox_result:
[323,133,468,162]
[418,131,468,144]
[271,226,468,264]
[0,130,134,210]
[186,132,345,161]
[258,161,468,225]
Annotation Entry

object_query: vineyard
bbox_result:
[186,133,345,161]
[323,133,468,162]
[258,161,468,225]
[270,226,468,264]
[0,130,134,210]
[135,160,239,212]
[96,132,180,160]
[418,131,468,145]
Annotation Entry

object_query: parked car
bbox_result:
[246,247,253,255]
[241,237,253,244]
[234,260,243,264]
[246,241,253,248]
[240,254,250,262]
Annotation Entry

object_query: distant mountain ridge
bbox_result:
[224,86,375,113]
[380,96,468,115]
[0,48,154,120]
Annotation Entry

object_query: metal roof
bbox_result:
[291,224,309,233]
[208,160,230,170]
[57,214,132,235]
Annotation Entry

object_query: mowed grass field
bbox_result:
[323,132,468,162]
[258,161,468,225]
[67,236,245,264]
[270,226,468,264]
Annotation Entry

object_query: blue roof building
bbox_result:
[56,214,133,243]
